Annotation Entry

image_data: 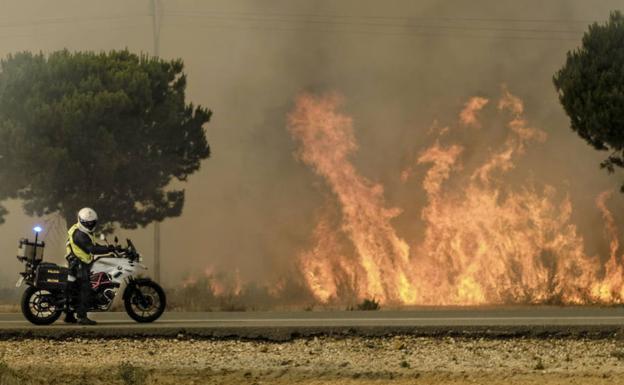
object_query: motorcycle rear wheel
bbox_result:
[20,286,62,325]
[124,280,166,323]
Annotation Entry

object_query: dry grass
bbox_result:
[0,337,622,385]
[0,366,620,385]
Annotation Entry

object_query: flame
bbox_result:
[288,93,417,304]
[299,217,344,303]
[593,190,624,301]
[459,96,489,128]
[182,266,244,298]
[289,88,624,305]
[267,277,287,298]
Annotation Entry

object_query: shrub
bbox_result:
[356,298,380,311]
[611,350,624,361]
[118,362,147,385]
[0,360,22,385]
[533,358,545,371]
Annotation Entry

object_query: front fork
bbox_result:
[123,278,152,305]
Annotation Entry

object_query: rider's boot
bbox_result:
[63,312,78,324]
[77,316,97,326]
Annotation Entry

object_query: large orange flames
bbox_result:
[288,88,624,305]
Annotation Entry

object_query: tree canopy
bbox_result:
[553,11,624,189]
[0,49,211,230]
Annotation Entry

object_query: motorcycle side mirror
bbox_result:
[114,236,119,244]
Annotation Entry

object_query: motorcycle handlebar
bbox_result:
[91,238,139,261]
[114,249,139,261]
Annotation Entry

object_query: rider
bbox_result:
[65,207,114,325]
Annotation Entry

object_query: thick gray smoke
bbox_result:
[0,0,622,296]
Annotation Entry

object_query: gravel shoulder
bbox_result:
[1,336,624,384]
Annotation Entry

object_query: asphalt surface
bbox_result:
[2,307,624,340]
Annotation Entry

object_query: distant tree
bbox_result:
[0,50,211,230]
[553,11,624,190]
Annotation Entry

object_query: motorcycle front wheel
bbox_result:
[124,280,166,323]
[20,286,62,325]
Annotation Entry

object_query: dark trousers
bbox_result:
[68,258,92,318]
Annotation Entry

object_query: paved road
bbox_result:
[2,307,624,339]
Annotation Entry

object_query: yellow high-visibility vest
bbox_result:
[66,223,95,263]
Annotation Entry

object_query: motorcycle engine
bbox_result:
[90,272,116,310]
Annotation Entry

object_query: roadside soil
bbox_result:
[0,336,623,384]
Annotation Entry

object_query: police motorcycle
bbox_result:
[16,226,166,325]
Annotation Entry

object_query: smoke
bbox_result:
[0,1,623,306]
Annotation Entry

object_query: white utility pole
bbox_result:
[151,0,162,283]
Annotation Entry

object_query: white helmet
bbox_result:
[77,207,98,233]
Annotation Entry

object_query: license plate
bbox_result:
[15,276,24,287]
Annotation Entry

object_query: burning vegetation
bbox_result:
[287,88,624,306]
[180,87,624,308]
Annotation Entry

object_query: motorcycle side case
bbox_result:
[35,263,69,292]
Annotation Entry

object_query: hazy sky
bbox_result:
[0,0,622,288]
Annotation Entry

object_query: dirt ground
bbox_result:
[1,336,624,384]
